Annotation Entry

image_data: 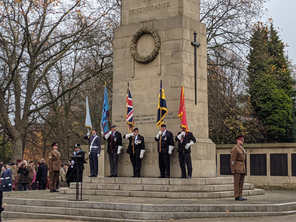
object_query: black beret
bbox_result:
[92,128,98,132]
[111,125,117,128]
[161,124,166,128]
[51,142,58,147]
[75,144,81,148]
[133,128,139,131]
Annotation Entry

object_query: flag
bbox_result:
[101,85,109,135]
[156,79,168,127]
[178,86,188,131]
[125,83,135,132]
[85,96,92,130]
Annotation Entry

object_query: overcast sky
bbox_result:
[263,0,296,64]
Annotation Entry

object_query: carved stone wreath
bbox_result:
[130,27,161,64]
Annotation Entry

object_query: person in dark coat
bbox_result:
[123,128,145,177]
[71,144,86,182]
[36,159,48,190]
[66,160,74,187]
[83,128,101,177]
[175,126,196,179]
[155,124,174,178]
[0,175,4,217]
[103,125,123,177]
[1,164,12,191]
[18,161,30,191]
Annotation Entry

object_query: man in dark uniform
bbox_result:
[103,125,123,177]
[71,144,86,182]
[231,135,247,201]
[48,142,62,192]
[155,124,174,178]
[83,128,101,177]
[123,128,145,177]
[175,126,196,179]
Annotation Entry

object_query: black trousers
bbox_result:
[130,154,142,177]
[89,152,98,176]
[0,190,2,206]
[39,184,46,190]
[159,153,170,177]
[109,153,119,176]
[178,152,192,177]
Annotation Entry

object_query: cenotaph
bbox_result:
[106,0,216,178]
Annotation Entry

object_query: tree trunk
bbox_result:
[11,135,23,161]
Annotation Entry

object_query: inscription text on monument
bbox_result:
[129,0,171,15]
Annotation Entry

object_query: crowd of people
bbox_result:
[0,159,75,193]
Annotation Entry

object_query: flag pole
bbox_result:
[159,76,162,153]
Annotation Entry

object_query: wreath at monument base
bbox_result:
[130,27,161,64]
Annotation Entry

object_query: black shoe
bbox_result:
[108,175,113,177]
[136,175,140,178]
[235,197,244,201]
[113,175,117,177]
[132,176,136,178]
[165,175,170,178]
[158,176,165,178]
[241,197,247,201]
[54,189,59,192]
[179,176,186,178]
[88,175,93,177]
[0,207,4,213]
[93,175,97,177]
[187,176,191,179]
[50,190,55,193]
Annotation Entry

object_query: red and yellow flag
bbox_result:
[178,86,188,131]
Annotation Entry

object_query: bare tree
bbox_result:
[0,0,119,160]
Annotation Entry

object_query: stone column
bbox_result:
[112,0,216,178]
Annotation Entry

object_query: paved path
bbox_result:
[2,215,296,222]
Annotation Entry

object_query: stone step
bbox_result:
[2,211,159,222]
[70,182,254,192]
[4,197,296,213]
[60,188,264,199]
[83,177,234,185]
[3,206,296,221]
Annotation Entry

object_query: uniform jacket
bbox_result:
[124,134,145,157]
[71,150,87,170]
[155,130,174,154]
[230,145,246,174]
[104,131,122,154]
[83,134,101,154]
[17,167,30,184]
[36,163,48,184]
[1,169,12,190]
[175,131,196,153]
[48,150,62,171]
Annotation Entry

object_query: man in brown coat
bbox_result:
[230,135,247,201]
[48,142,62,192]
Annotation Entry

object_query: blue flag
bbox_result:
[156,79,168,127]
[85,96,92,130]
[101,85,109,135]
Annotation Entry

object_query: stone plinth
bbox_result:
[110,0,216,178]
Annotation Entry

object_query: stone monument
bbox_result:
[108,0,216,178]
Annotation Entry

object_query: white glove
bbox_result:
[89,152,90,155]
[87,132,90,136]
[185,141,195,149]
[155,131,162,139]
[140,149,145,159]
[101,131,104,136]
[177,131,185,140]
[97,153,100,157]
[168,145,174,154]
[117,146,123,154]
[125,133,134,139]
[105,131,112,139]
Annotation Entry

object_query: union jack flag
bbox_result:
[125,83,135,132]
